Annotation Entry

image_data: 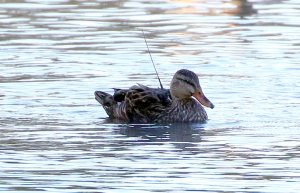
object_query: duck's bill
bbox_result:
[192,91,214,109]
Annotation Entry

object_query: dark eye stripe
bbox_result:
[176,77,195,87]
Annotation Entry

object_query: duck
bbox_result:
[94,69,214,123]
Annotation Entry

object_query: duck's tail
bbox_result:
[94,91,116,118]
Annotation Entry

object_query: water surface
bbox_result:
[1,0,300,192]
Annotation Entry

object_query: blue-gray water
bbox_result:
[0,0,299,192]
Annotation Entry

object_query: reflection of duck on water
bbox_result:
[117,123,206,153]
[95,69,214,123]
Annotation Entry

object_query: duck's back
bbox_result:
[115,84,172,122]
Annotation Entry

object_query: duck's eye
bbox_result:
[176,77,195,88]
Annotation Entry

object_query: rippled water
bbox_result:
[1,0,300,192]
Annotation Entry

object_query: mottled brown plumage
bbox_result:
[94,69,214,123]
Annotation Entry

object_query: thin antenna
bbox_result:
[142,30,163,89]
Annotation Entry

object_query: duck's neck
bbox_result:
[172,97,199,110]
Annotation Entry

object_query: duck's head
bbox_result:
[170,69,214,109]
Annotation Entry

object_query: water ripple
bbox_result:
[1,0,300,192]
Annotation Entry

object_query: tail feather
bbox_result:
[94,91,116,118]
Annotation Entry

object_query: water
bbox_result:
[0,0,299,192]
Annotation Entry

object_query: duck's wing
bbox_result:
[124,84,172,122]
[96,85,171,123]
[112,88,129,102]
